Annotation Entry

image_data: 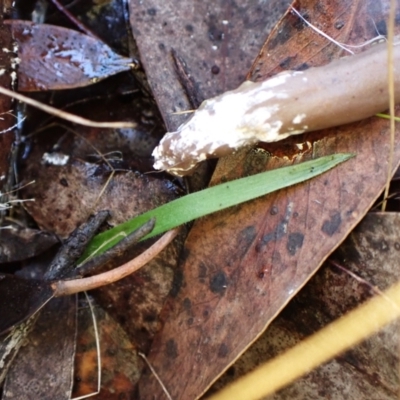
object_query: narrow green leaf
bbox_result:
[81,153,353,261]
[376,113,400,122]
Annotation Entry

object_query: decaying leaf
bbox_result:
[136,1,400,398]
[208,212,400,399]
[129,0,291,130]
[2,0,399,398]
[6,20,135,91]
[17,157,184,390]
[0,0,178,396]
[73,304,142,399]
[21,158,179,238]
[0,227,57,263]
[3,296,77,400]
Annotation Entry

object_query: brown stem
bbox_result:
[50,0,100,39]
[52,228,179,296]
[0,85,136,128]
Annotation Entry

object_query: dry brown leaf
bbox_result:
[6,20,134,91]
[137,1,400,398]
[73,304,141,399]
[208,212,400,399]
[3,296,77,400]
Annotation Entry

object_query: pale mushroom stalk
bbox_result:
[152,41,400,176]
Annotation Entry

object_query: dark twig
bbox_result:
[171,48,202,109]
[49,0,99,39]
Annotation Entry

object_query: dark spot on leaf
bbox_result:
[158,43,165,51]
[59,178,68,187]
[260,224,285,246]
[279,56,295,69]
[183,297,191,311]
[198,262,207,281]
[379,240,389,252]
[209,271,227,294]
[187,317,193,325]
[185,24,194,32]
[211,65,220,75]
[208,25,223,41]
[181,247,191,262]
[293,11,309,30]
[170,268,183,297]
[366,237,390,253]
[239,226,257,248]
[147,8,157,16]
[165,339,178,359]
[218,343,229,358]
[144,313,157,323]
[268,24,291,49]
[322,212,341,236]
[287,232,304,255]
[335,21,344,30]
[295,62,310,71]
[270,206,278,215]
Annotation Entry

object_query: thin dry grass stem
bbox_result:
[138,352,173,400]
[52,228,179,296]
[382,0,397,211]
[372,191,399,210]
[0,85,136,128]
[71,292,101,400]
[290,7,385,54]
[0,180,35,212]
[0,116,26,135]
[50,0,99,39]
[209,280,400,400]
[171,109,195,115]
[56,124,116,211]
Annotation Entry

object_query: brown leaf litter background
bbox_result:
[134,0,400,398]
[0,0,400,399]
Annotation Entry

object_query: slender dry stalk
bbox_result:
[52,229,179,296]
[0,85,136,129]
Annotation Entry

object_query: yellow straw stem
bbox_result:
[208,281,400,400]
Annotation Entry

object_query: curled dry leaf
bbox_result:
[5,20,135,91]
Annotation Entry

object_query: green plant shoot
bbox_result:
[81,153,353,262]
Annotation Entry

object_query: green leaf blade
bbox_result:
[81,153,353,261]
